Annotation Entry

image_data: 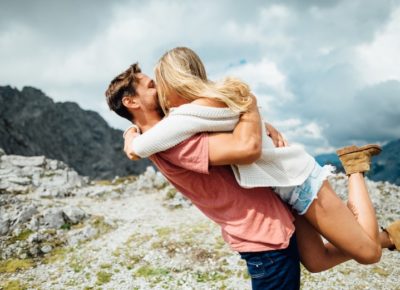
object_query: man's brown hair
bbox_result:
[105,63,141,121]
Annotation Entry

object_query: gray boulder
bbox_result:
[0,218,10,235]
[63,206,87,224]
[42,208,65,229]
[15,205,38,225]
[4,155,46,168]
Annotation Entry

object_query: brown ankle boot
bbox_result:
[336,144,382,175]
[384,220,400,251]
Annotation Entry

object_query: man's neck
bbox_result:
[134,110,162,133]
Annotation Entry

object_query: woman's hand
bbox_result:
[123,126,141,160]
[264,122,288,148]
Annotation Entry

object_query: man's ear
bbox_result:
[122,96,140,109]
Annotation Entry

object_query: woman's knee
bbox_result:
[301,261,326,273]
[355,245,382,264]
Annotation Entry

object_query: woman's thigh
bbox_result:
[303,181,377,261]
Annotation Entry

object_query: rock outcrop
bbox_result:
[0,150,171,261]
[0,85,151,179]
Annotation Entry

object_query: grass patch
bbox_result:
[112,175,137,185]
[100,263,112,269]
[43,247,70,264]
[9,229,33,243]
[164,188,177,200]
[134,265,169,278]
[125,233,153,246]
[93,180,112,186]
[195,270,229,283]
[90,216,114,233]
[96,271,112,285]
[0,280,27,290]
[156,227,173,237]
[69,260,84,273]
[371,266,389,277]
[60,223,71,230]
[0,259,34,273]
[125,254,144,270]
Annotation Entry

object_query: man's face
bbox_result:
[134,73,159,111]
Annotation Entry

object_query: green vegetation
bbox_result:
[69,259,84,273]
[96,271,112,285]
[112,175,137,185]
[156,227,173,237]
[60,223,71,230]
[0,280,27,290]
[133,265,169,277]
[93,180,113,186]
[43,247,70,264]
[90,215,114,235]
[165,188,177,200]
[371,266,389,277]
[9,229,33,243]
[100,263,112,269]
[195,270,229,283]
[125,254,143,270]
[0,259,34,273]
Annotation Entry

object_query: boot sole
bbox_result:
[336,144,382,157]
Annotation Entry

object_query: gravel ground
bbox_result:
[1,167,399,289]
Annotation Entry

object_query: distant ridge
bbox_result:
[316,140,400,185]
[0,85,151,179]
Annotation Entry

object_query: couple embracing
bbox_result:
[105,47,399,289]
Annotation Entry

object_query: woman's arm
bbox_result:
[208,94,263,165]
[123,126,141,160]
[124,109,239,159]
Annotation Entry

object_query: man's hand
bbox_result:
[264,122,288,147]
[123,127,141,160]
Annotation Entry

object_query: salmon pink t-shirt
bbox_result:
[150,133,295,252]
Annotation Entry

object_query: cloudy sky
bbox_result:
[1,0,399,155]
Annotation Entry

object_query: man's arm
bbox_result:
[208,94,262,165]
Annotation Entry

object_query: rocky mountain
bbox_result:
[370,139,400,185]
[316,139,400,185]
[0,85,151,179]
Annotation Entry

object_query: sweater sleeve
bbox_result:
[131,110,238,158]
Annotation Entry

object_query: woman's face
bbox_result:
[167,89,189,108]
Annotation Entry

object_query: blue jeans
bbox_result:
[239,233,300,290]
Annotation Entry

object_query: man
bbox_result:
[105,63,300,289]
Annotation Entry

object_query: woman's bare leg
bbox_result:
[295,215,393,272]
[295,215,348,272]
[346,173,380,245]
[302,180,381,265]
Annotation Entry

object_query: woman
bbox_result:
[123,47,399,273]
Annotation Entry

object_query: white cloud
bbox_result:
[0,0,399,154]
[355,7,400,84]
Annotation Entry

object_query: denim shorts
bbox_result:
[240,233,300,290]
[274,163,334,215]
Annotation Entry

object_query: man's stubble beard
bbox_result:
[154,94,165,118]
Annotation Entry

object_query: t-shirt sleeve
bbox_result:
[157,133,209,174]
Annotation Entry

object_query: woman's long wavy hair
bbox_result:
[154,47,253,115]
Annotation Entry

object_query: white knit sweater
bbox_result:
[131,103,315,188]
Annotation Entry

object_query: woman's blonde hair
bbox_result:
[154,47,252,115]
